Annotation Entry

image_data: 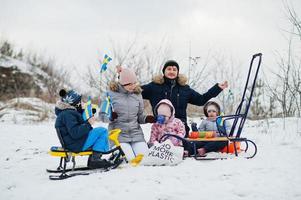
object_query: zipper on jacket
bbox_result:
[177,92,179,108]
[170,80,176,99]
[176,87,180,108]
[126,93,130,138]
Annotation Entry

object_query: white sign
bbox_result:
[141,139,184,166]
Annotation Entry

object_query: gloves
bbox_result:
[111,112,118,120]
[145,115,155,123]
[191,122,198,132]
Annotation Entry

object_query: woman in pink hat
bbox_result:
[99,67,155,161]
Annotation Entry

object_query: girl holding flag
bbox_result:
[99,67,155,161]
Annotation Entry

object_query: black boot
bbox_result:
[87,152,114,169]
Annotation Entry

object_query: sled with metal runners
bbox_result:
[160,53,262,160]
[47,128,127,180]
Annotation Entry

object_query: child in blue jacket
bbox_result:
[55,89,112,169]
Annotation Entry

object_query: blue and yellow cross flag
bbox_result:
[100,54,112,73]
[100,92,113,120]
[216,112,227,136]
[82,96,93,121]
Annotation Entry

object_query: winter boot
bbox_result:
[87,152,114,169]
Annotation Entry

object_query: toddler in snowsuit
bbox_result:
[55,89,112,169]
[148,99,186,147]
[193,101,229,156]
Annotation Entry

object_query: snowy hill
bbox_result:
[0,54,51,101]
[1,118,301,200]
[0,97,55,123]
[0,51,69,103]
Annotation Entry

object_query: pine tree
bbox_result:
[0,41,14,57]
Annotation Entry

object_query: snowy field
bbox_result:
[1,118,301,200]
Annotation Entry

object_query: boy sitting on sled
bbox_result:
[54,89,114,169]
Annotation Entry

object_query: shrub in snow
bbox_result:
[0,97,55,123]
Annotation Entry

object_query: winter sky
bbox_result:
[0,0,301,79]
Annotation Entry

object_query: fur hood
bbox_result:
[55,100,76,111]
[152,74,188,86]
[109,81,142,94]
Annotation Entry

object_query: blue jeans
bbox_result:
[82,127,109,152]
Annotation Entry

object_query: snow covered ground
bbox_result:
[1,118,301,200]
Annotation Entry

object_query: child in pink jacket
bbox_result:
[148,99,185,147]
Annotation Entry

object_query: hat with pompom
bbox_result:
[59,89,81,106]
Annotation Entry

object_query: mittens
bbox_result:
[191,122,198,131]
[145,115,155,123]
[111,112,118,120]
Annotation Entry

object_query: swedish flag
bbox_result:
[100,54,112,73]
[82,96,93,121]
[216,113,227,136]
[100,92,113,120]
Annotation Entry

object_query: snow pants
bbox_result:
[184,140,228,155]
[120,142,149,161]
[82,127,109,152]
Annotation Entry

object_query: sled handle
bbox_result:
[109,129,121,147]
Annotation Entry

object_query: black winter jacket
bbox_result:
[141,74,222,124]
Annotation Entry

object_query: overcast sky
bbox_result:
[1,0,301,82]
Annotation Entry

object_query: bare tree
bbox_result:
[23,52,72,103]
[284,2,301,117]
[249,79,267,119]
[284,1,301,40]
[82,38,171,99]
[266,36,298,129]
[0,40,13,57]
[211,54,243,115]
[292,60,301,116]
[39,59,71,103]
[188,52,211,90]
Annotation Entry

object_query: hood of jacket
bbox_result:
[154,99,175,121]
[55,100,76,116]
[109,81,142,94]
[152,74,188,86]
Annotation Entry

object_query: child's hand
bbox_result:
[116,65,122,73]
[88,116,96,125]
[111,112,118,121]
[191,122,198,131]
[218,81,228,90]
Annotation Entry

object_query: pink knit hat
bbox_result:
[119,68,138,85]
[157,103,172,117]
